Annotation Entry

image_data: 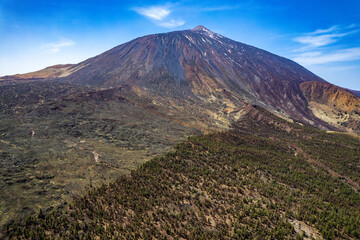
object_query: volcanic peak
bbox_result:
[192,25,211,32]
[191,25,218,38]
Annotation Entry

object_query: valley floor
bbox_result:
[3,107,360,239]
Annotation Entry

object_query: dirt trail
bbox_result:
[288,143,360,191]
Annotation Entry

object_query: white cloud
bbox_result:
[133,5,185,29]
[292,25,360,66]
[294,32,355,48]
[133,6,170,20]
[347,23,359,29]
[41,39,75,54]
[310,25,338,35]
[203,5,239,11]
[293,26,358,51]
[296,51,322,58]
[157,19,185,28]
[294,48,360,65]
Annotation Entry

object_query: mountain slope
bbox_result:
[63,26,329,128]
[4,106,360,240]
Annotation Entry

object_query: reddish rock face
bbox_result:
[301,81,360,112]
[300,81,360,133]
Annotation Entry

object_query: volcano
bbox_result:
[3,26,359,132]
[48,25,357,132]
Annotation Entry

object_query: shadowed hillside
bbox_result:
[349,89,360,98]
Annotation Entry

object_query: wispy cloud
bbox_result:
[133,6,170,20]
[41,39,75,53]
[157,19,185,28]
[292,25,359,66]
[293,26,357,51]
[294,48,360,65]
[133,4,185,28]
[310,25,339,35]
[294,32,356,49]
[347,23,359,29]
[203,5,240,11]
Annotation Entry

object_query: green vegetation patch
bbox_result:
[4,108,360,239]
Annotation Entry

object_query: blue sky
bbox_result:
[1,0,359,90]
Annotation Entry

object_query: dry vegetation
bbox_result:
[3,107,360,239]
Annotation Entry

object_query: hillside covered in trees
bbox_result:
[3,106,360,239]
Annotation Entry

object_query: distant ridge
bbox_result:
[349,89,360,97]
[0,64,75,81]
